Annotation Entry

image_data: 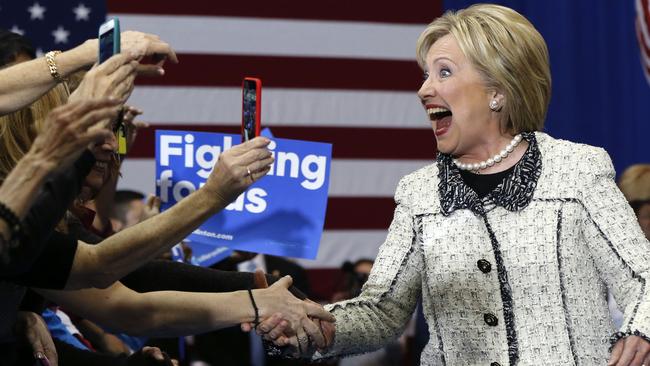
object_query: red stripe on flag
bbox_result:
[130,124,437,160]
[325,197,395,229]
[638,10,650,60]
[137,54,423,91]
[107,0,441,25]
[642,0,650,38]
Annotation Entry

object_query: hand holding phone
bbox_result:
[98,18,121,64]
[242,77,262,142]
[98,18,128,156]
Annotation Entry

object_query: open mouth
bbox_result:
[427,106,452,121]
[93,161,109,172]
[426,105,453,136]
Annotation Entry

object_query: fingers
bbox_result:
[52,97,118,126]
[145,194,161,211]
[141,346,165,361]
[256,313,284,334]
[74,104,122,132]
[301,317,326,349]
[241,322,253,332]
[615,342,637,366]
[136,63,166,77]
[230,136,271,155]
[148,40,179,64]
[271,275,294,289]
[268,319,293,340]
[629,350,646,366]
[64,98,122,129]
[303,301,336,322]
[96,53,136,75]
[248,156,275,175]
[253,268,269,289]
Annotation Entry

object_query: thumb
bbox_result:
[254,269,269,289]
[608,338,624,365]
[271,275,293,289]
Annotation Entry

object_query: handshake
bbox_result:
[243,270,336,359]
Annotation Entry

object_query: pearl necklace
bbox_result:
[453,134,523,172]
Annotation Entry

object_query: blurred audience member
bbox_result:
[619,164,650,240]
[110,190,161,232]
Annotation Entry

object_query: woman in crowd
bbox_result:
[259,4,650,366]
[619,164,650,240]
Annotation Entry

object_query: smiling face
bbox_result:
[417,34,505,158]
[83,129,118,196]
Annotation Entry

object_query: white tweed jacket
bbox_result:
[319,132,650,366]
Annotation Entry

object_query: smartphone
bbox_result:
[242,77,262,142]
[98,18,120,64]
[99,18,127,156]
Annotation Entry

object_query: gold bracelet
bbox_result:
[45,50,64,83]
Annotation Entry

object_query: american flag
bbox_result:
[0,1,106,56]
[637,0,650,84]
[1,0,441,297]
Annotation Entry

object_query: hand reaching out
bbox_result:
[609,335,650,366]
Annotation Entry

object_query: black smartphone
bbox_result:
[242,77,262,142]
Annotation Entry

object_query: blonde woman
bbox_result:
[259,5,650,366]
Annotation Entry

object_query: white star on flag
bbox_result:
[27,2,46,20]
[51,26,70,44]
[9,25,25,36]
[73,3,91,21]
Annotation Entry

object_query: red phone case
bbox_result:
[242,77,262,140]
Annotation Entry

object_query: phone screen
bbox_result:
[242,79,258,142]
[98,28,115,64]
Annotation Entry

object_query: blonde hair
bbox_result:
[619,164,650,203]
[416,4,551,133]
[0,83,69,181]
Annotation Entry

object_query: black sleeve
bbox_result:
[121,260,307,299]
[0,150,94,277]
[6,231,78,289]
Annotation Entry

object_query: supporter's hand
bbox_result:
[121,105,147,151]
[13,311,58,366]
[31,98,120,171]
[120,31,179,76]
[127,346,178,366]
[608,335,650,366]
[68,53,138,104]
[252,276,335,352]
[204,137,274,206]
[141,194,162,222]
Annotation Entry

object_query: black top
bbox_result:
[0,150,94,278]
[459,164,517,198]
[4,231,78,289]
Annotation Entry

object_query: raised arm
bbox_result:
[0,30,177,115]
[0,99,119,273]
[63,137,274,290]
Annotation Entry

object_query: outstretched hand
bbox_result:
[242,269,336,357]
[609,335,650,366]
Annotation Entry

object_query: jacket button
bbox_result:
[490,363,501,366]
[484,313,498,326]
[477,259,492,273]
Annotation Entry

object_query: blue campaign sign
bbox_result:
[155,130,331,260]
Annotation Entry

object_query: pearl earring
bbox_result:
[489,99,499,111]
